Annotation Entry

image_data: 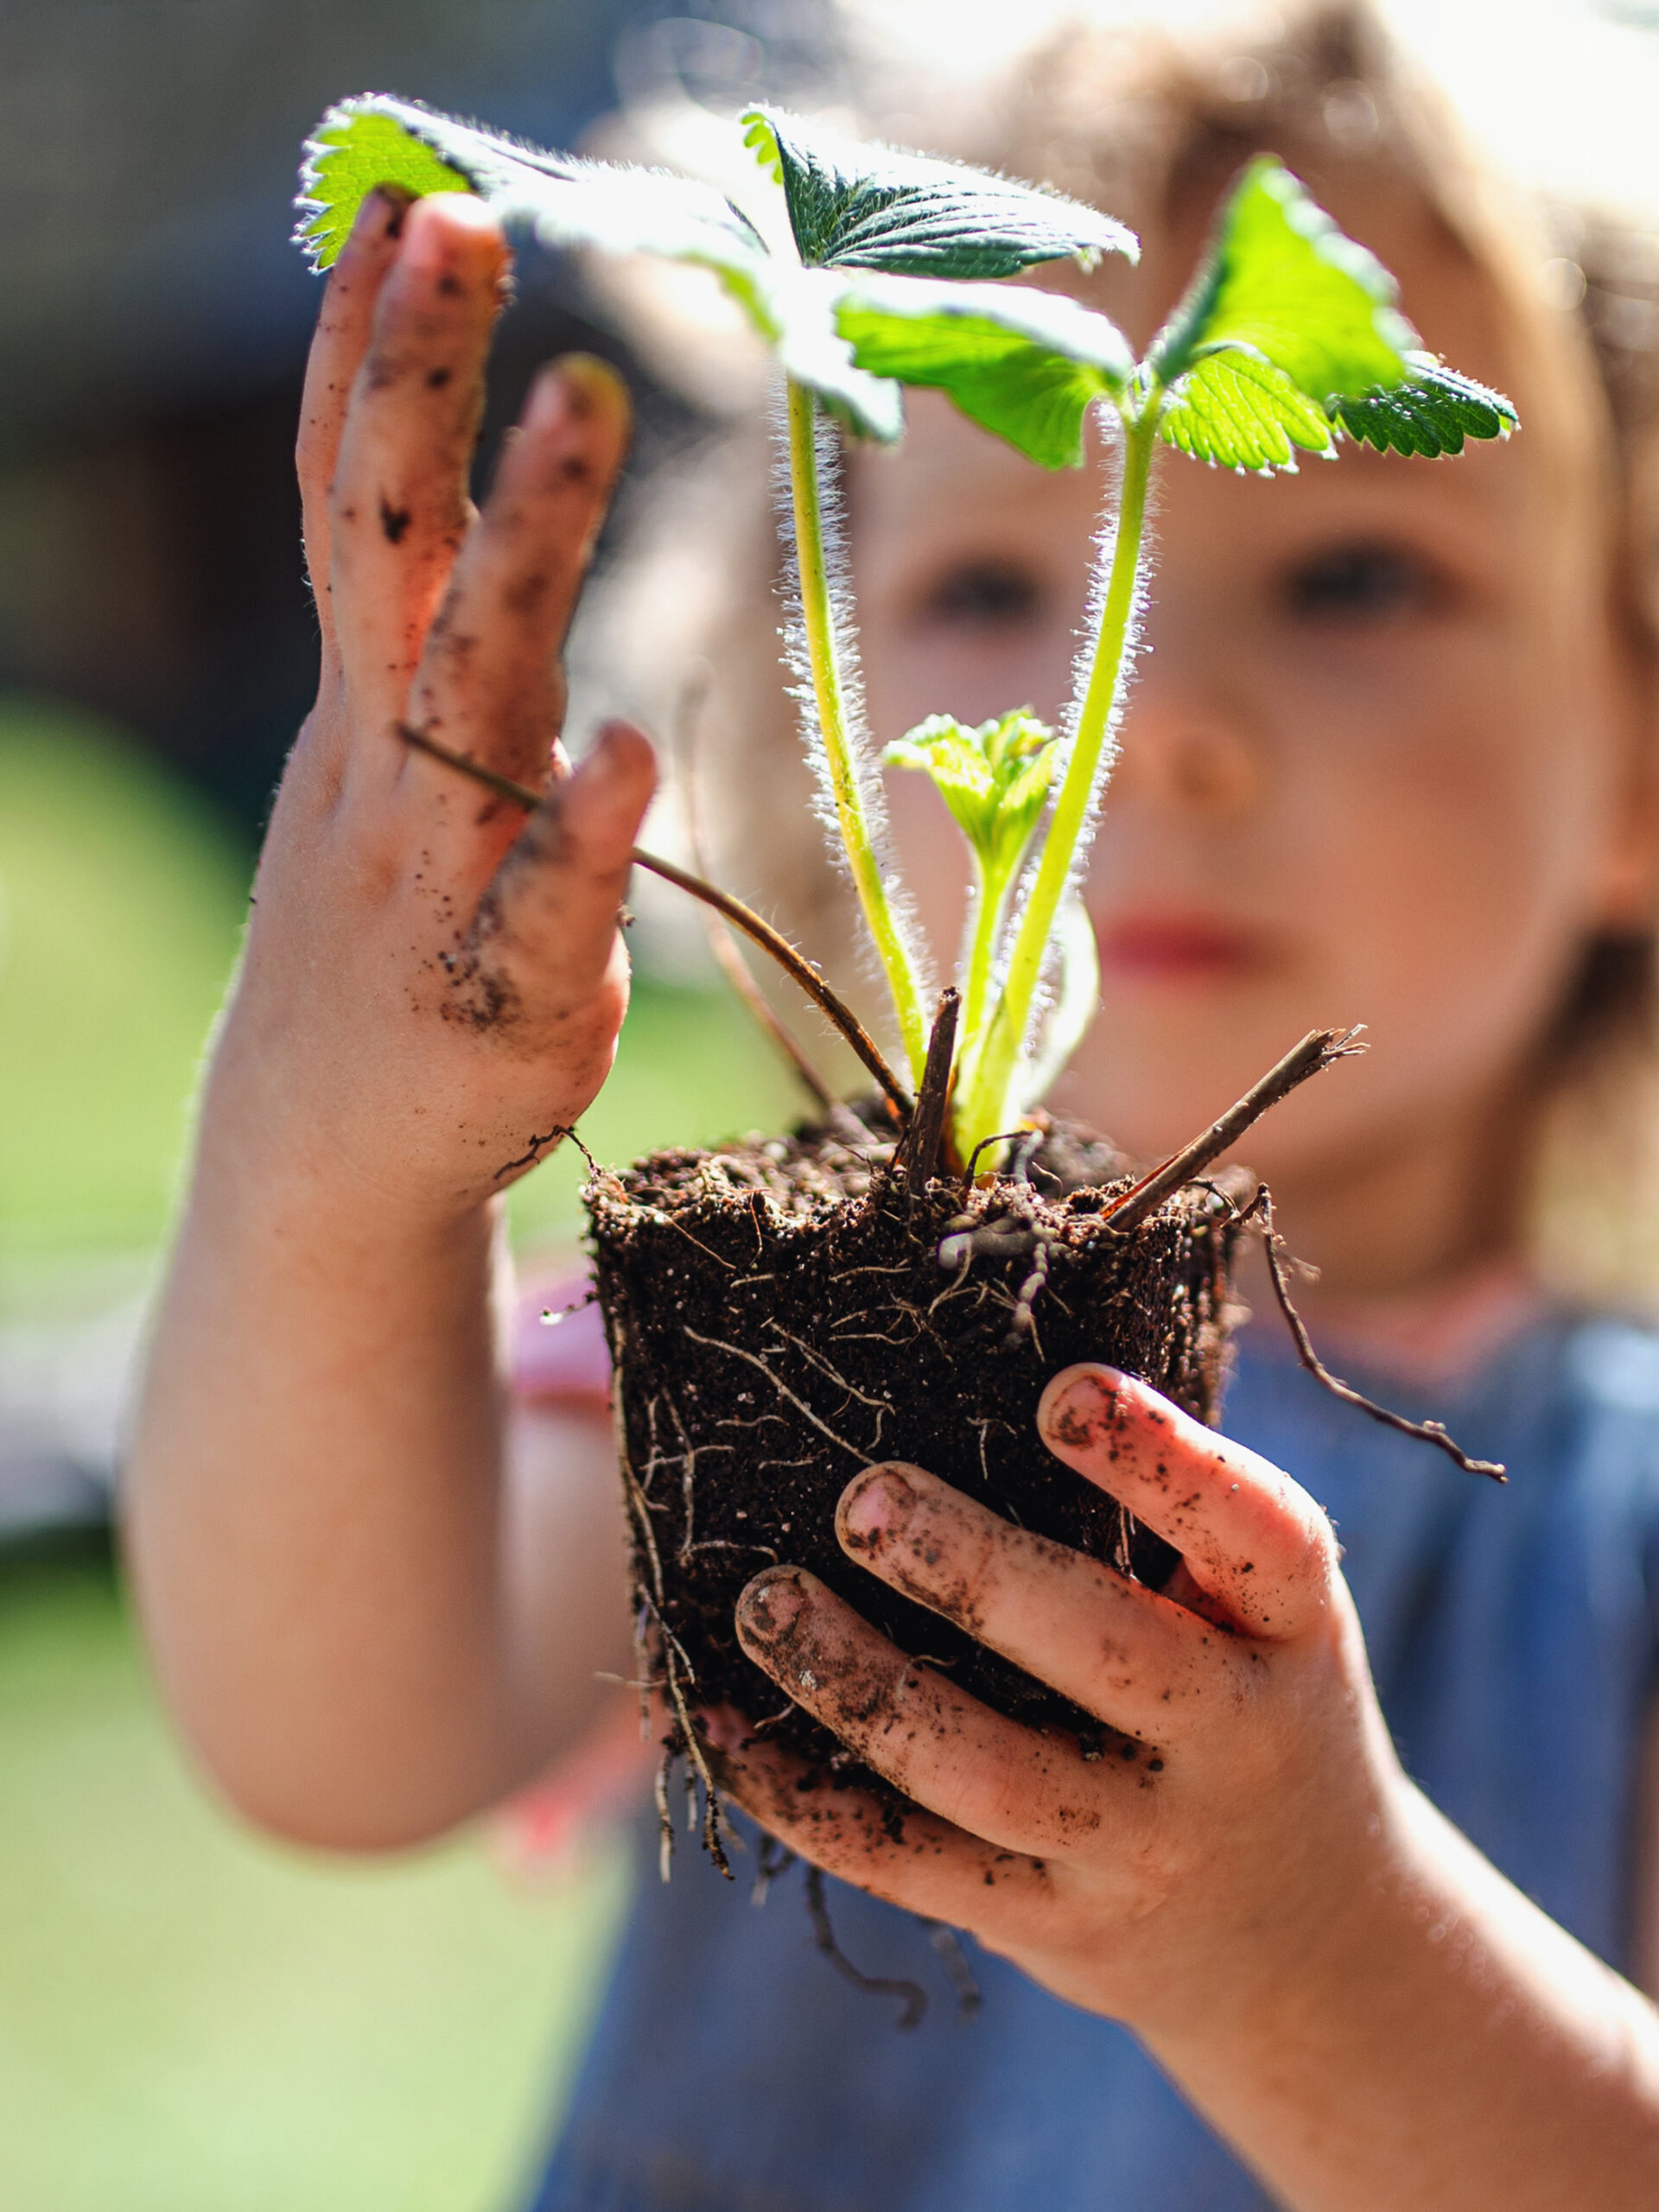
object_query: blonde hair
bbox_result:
[582,1,1659,1305]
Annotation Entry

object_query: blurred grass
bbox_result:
[0,699,807,2206]
[0,700,251,1262]
[0,1535,628,2212]
[0,695,804,1268]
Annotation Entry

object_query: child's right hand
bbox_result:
[222,188,655,1222]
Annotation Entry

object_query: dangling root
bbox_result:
[804,1865,928,2030]
[923,1920,983,2018]
[1246,1185,1507,1483]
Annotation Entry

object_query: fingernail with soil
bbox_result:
[736,1567,806,1645]
[837,1465,918,1554]
[1039,1365,1127,1450]
[546,352,632,435]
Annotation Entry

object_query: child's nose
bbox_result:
[1110,690,1266,819]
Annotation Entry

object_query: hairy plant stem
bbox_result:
[957,404,1160,1158]
[958,855,1005,1071]
[785,378,929,1081]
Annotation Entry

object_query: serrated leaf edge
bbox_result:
[741,102,1139,276]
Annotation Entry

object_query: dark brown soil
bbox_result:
[587,1113,1247,1831]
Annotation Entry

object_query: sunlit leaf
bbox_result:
[296,105,474,269]
[835,276,1132,466]
[763,270,906,440]
[1330,353,1519,455]
[884,709,1057,877]
[1151,156,1415,422]
[297,95,766,274]
[743,106,1136,278]
[296,97,905,439]
[1157,347,1335,471]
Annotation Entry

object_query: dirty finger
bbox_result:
[1037,1367,1338,1639]
[400,354,632,871]
[296,186,410,671]
[422,721,653,1066]
[702,1713,1054,1945]
[836,1461,1248,1746]
[734,1565,1144,1859]
[328,193,507,765]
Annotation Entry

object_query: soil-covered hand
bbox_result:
[223,186,655,1219]
[719,1370,1659,2209]
[719,1363,1402,2039]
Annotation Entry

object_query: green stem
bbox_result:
[785,378,929,1081]
[958,859,997,1070]
[957,404,1159,1155]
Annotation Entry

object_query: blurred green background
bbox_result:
[0,690,798,2212]
[0,3,839,2196]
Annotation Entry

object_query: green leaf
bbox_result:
[764,271,906,441]
[296,106,474,269]
[1150,156,1416,413]
[883,708,1057,878]
[297,95,766,273]
[296,98,905,441]
[742,105,1136,279]
[1330,353,1519,455]
[835,276,1134,467]
[1157,347,1336,472]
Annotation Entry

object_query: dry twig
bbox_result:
[398,721,911,1117]
[1249,1185,1507,1482]
[1104,1028,1363,1236]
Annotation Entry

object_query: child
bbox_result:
[128,5,1659,2205]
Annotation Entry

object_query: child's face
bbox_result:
[854,194,1654,1217]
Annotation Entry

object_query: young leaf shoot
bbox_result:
[884,710,1057,1068]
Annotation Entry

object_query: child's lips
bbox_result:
[1096,912,1270,982]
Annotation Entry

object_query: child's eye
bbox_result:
[1280,541,1446,623]
[916,558,1046,630]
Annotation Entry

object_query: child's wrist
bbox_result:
[1146,1765,1436,2073]
[190,1058,505,1256]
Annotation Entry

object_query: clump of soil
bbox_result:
[587,1114,1247,1832]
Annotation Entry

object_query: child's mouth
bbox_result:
[1096,912,1268,983]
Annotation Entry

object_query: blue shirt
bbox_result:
[530,1314,1659,2212]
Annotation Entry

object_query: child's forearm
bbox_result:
[125,194,657,1849]
[1145,1781,1659,2211]
[127,1050,625,1850]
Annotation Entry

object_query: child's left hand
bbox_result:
[716,1363,1402,2042]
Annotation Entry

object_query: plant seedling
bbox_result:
[300,98,1515,1168]
[296,103,1511,1944]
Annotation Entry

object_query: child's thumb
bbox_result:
[486,720,657,1019]
[556,720,657,872]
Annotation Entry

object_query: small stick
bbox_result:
[672,678,838,1114]
[398,722,911,1119]
[1104,1028,1363,1236]
[896,989,960,1191]
[804,1863,927,2030]
[700,894,837,1114]
[1251,1185,1507,1483]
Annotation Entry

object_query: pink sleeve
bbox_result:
[512,1270,613,1411]
[498,1268,647,1869]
